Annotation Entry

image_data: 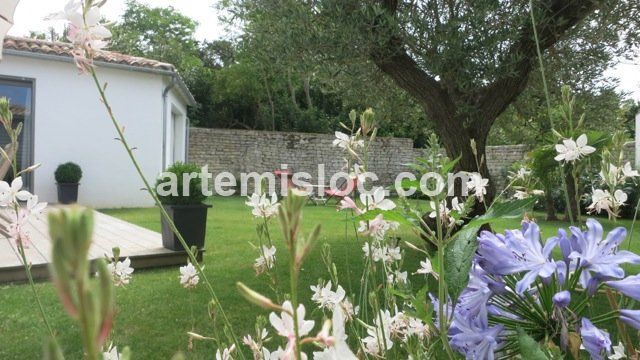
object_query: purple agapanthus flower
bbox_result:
[606,274,640,301]
[555,228,573,263]
[569,219,640,288]
[580,318,612,360]
[429,293,453,330]
[455,264,495,319]
[477,222,557,294]
[619,309,640,330]
[552,290,571,308]
[449,310,503,360]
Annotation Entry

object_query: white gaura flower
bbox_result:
[385,247,402,262]
[337,196,363,215]
[6,214,30,247]
[46,0,112,73]
[179,263,199,289]
[405,317,430,341]
[513,189,544,200]
[262,347,286,360]
[554,134,595,163]
[246,192,280,219]
[387,270,408,285]
[588,189,613,215]
[102,344,121,360]
[359,187,396,211]
[269,301,315,358]
[514,167,531,180]
[254,245,276,275]
[362,244,402,264]
[429,201,456,228]
[466,173,489,202]
[332,131,364,150]
[513,190,529,200]
[614,189,628,206]
[362,309,394,355]
[609,342,626,360]
[451,197,464,213]
[215,344,236,360]
[587,189,626,218]
[415,258,437,277]
[600,163,620,186]
[312,309,357,360]
[357,214,399,240]
[25,195,47,218]
[311,281,346,311]
[243,329,268,356]
[107,257,134,287]
[621,162,639,179]
[0,177,32,206]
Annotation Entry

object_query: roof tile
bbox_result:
[3,36,176,72]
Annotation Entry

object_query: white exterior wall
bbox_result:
[0,54,188,208]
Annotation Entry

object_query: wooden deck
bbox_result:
[0,207,193,283]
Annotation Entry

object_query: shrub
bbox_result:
[54,162,82,183]
[156,162,207,205]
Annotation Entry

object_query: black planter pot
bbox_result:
[161,203,211,251]
[57,183,79,204]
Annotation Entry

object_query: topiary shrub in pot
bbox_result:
[155,162,210,251]
[55,162,82,204]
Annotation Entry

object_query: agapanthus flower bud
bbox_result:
[552,290,571,308]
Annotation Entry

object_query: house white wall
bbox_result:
[0,54,189,208]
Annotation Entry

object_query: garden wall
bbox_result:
[188,128,635,193]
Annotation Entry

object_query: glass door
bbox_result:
[0,77,34,190]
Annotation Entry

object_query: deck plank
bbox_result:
[0,206,186,283]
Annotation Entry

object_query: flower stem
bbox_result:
[434,197,455,359]
[88,70,244,357]
[605,289,635,357]
[289,255,303,360]
[17,244,56,340]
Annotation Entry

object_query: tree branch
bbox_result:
[477,0,603,124]
[371,0,455,121]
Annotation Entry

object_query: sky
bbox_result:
[7,0,640,101]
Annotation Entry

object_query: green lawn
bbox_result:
[0,196,639,358]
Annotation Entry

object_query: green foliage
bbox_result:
[517,328,549,360]
[2,197,640,358]
[444,225,479,302]
[155,162,206,205]
[110,1,200,67]
[54,162,82,184]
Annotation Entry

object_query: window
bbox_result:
[0,77,34,190]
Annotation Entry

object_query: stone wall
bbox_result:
[188,128,636,192]
[188,128,415,191]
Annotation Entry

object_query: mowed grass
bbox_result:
[1,196,639,358]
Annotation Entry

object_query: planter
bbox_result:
[57,183,79,204]
[161,204,211,251]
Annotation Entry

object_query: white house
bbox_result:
[0,36,196,208]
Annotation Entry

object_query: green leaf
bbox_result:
[517,328,549,360]
[465,197,536,229]
[444,224,480,301]
[413,286,432,323]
